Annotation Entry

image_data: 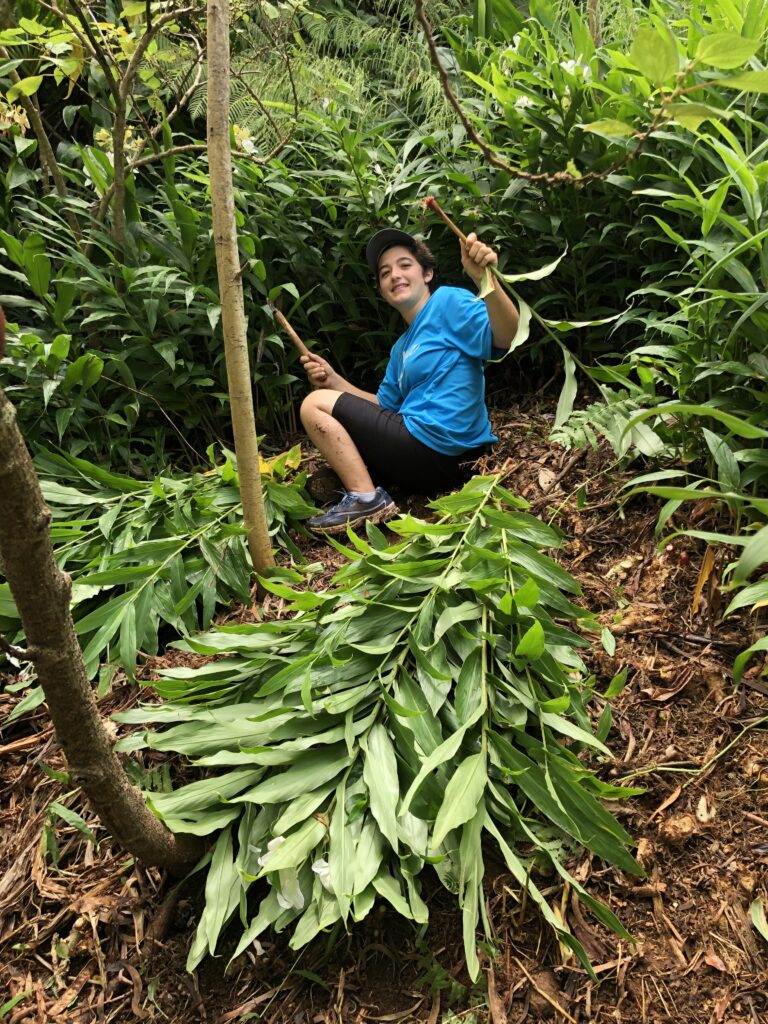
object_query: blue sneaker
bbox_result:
[308,487,397,534]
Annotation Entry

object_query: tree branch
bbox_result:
[414,0,664,188]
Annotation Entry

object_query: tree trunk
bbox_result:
[0,384,203,875]
[207,0,274,573]
[588,0,602,48]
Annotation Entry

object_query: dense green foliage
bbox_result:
[3,0,768,977]
[119,477,637,975]
[0,445,314,719]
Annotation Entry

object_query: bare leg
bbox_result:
[300,390,376,493]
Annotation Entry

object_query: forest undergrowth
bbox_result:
[2,404,767,1023]
[2,0,768,1018]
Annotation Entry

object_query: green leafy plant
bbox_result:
[118,476,639,974]
[0,444,315,700]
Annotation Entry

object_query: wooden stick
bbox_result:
[425,194,507,294]
[269,303,311,358]
[424,194,468,245]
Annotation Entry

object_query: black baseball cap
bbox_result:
[365,228,418,276]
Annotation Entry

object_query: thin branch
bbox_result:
[231,66,284,140]
[119,5,198,104]
[414,0,667,189]
[99,373,206,463]
[93,137,291,230]
[55,0,120,103]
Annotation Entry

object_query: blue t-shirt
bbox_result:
[376,286,497,456]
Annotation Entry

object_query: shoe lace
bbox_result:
[336,492,357,510]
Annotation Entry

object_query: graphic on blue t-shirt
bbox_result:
[377,286,497,455]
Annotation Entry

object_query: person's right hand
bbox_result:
[301,352,338,389]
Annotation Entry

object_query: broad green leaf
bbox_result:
[400,705,484,815]
[732,635,768,686]
[47,801,97,844]
[352,815,386,897]
[362,724,399,851]
[257,817,325,875]
[7,74,43,101]
[119,600,138,679]
[458,803,484,981]
[202,826,241,956]
[664,102,725,132]
[581,118,635,138]
[235,746,351,805]
[432,752,487,847]
[506,297,531,354]
[433,600,479,644]
[18,16,47,34]
[695,32,759,69]
[514,577,540,609]
[515,620,545,660]
[455,647,483,724]
[630,25,678,84]
[603,668,628,698]
[625,403,768,440]
[498,249,567,284]
[554,349,577,428]
[329,780,354,921]
[372,870,412,918]
[474,266,494,300]
[734,524,768,583]
[715,70,768,92]
[601,627,616,656]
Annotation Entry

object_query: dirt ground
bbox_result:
[1,401,767,1023]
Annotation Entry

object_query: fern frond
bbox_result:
[550,390,667,459]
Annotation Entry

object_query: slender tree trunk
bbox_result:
[588,0,602,48]
[207,0,274,573]
[111,103,127,252]
[0,384,203,875]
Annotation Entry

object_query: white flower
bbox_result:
[560,57,592,80]
[514,95,534,111]
[276,869,305,910]
[257,835,285,869]
[512,34,521,47]
[258,837,306,910]
[312,858,333,893]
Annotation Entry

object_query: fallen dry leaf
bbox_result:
[658,812,698,847]
[691,544,716,620]
[648,784,682,822]
[704,951,727,972]
[538,466,557,491]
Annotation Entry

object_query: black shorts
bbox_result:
[331,393,487,495]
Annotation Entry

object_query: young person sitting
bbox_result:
[300,226,519,532]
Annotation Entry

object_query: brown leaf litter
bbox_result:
[1,400,767,1022]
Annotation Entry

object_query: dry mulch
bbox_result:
[1,401,767,1023]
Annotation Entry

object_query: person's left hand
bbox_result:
[460,232,498,287]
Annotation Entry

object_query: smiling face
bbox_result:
[377,245,434,323]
